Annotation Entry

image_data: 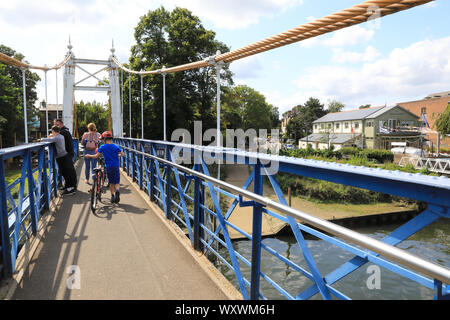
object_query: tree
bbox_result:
[0,45,41,147]
[75,100,109,138]
[221,85,278,131]
[359,104,371,109]
[286,97,326,141]
[327,99,345,113]
[126,7,233,140]
[434,104,450,136]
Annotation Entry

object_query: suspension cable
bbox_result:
[0,0,433,75]
[0,51,73,71]
[111,0,433,75]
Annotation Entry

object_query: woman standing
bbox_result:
[81,123,101,184]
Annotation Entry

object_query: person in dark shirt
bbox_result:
[85,131,124,203]
[53,119,78,192]
[54,119,74,159]
[42,125,77,196]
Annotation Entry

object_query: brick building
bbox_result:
[397,91,450,150]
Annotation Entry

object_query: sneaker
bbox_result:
[62,188,76,196]
[115,190,120,203]
[111,194,115,203]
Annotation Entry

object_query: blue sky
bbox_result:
[1,0,449,115]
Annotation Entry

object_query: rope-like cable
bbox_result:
[0,51,73,71]
[110,0,432,75]
[0,0,433,74]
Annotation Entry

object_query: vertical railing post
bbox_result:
[126,140,131,177]
[139,141,144,190]
[0,154,12,277]
[150,143,155,202]
[250,161,263,300]
[132,141,137,182]
[26,150,38,234]
[165,145,172,220]
[193,163,203,251]
[50,145,58,199]
[41,146,50,211]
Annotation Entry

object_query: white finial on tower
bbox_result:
[68,35,73,51]
[111,39,116,55]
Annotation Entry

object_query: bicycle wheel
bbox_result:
[97,170,103,203]
[91,176,98,213]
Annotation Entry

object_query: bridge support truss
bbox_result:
[114,138,450,300]
[61,45,123,137]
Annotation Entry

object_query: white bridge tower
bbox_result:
[62,41,123,137]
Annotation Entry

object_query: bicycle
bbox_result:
[90,155,107,213]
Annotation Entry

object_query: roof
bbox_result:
[365,105,419,120]
[300,133,360,144]
[314,105,419,123]
[425,91,450,99]
[313,106,383,123]
[39,104,62,111]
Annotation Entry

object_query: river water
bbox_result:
[217,219,449,300]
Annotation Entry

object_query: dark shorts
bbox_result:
[106,167,120,185]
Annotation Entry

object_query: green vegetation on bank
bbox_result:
[274,147,433,207]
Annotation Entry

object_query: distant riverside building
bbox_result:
[397,91,450,150]
[39,102,62,136]
[299,105,421,150]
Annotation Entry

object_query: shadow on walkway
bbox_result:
[11,161,230,300]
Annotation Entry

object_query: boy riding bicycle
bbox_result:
[85,131,124,203]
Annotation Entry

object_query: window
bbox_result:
[314,124,317,130]
[321,124,325,129]
[366,121,373,128]
[354,122,360,129]
[421,107,427,115]
[328,123,332,129]
[345,122,349,129]
[335,123,340,129]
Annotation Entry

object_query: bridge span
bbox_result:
[1,154,238,300]
[0,139,449,300]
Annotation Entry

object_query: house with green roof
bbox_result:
[299,105,421,150]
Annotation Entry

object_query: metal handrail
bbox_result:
[120,144,450,285]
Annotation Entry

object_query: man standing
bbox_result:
[54,119,74,160]
[53,119,78,193]
[42,126,77,196]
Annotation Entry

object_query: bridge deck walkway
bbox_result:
[10,161,231,300]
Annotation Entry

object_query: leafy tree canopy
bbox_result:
[434,104,450,136]
[327,99,345,113]
[0,44,40,147]
[286,97,326,141]
[221,85,279,131]
[126,6,233,139]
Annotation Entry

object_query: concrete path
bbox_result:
[11,161,232,300]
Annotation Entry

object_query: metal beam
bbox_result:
[74,86,110,92]
[73,58,110,65]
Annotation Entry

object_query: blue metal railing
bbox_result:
[116,138,450,300]
[0,139,78,277]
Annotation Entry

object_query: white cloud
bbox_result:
[300,25,375,48]
[170,0,304,30]
[332,46,381,64]
[0,0,306,106]
[292,37,450,107]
